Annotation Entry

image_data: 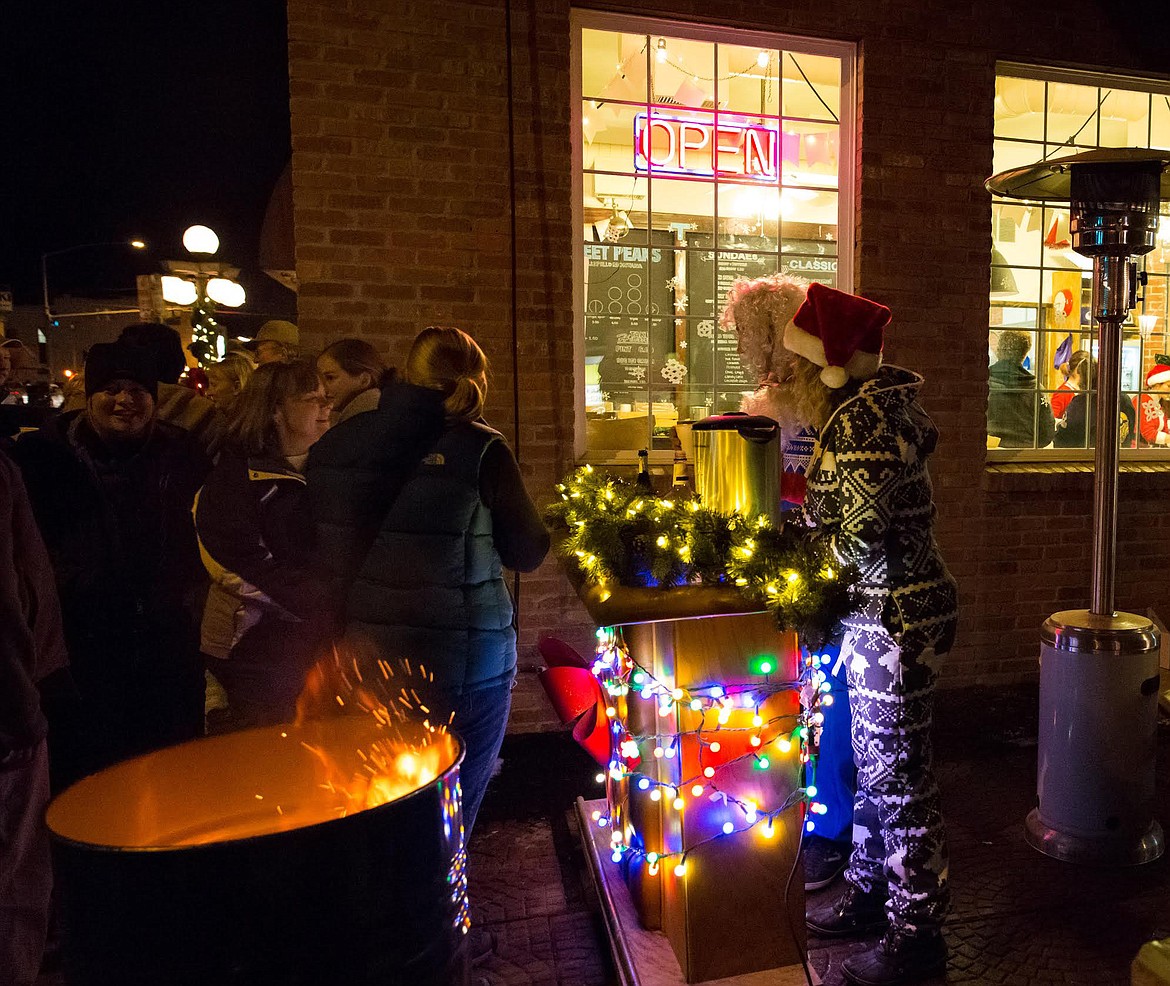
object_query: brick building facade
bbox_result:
[285,0,1170,731]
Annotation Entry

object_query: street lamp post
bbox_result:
[160,225,245,365]
[41,240,147,319]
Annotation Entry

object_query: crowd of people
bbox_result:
[0,319,549,985]
[987,328,1170,450]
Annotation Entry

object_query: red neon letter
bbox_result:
[640,118,678,170]
[679,123,711,172]
[746,129,776,179]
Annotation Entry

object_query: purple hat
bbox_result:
[1053,334,1073,369]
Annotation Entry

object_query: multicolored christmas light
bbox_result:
[583,626,834,873]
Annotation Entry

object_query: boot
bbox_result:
[841,926,947,985]
[806,883,888,938]
[802,835,850,890]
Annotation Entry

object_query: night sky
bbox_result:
[0,0,292,317]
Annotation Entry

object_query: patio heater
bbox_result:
[987,149,1170,865]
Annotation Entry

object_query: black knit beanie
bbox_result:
[84,342,160,401]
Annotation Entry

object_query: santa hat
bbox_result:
[783,282,890,389]
[1146,364,1170,388]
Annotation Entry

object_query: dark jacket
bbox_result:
[307,382,549,697]
[1055,392,1137,449]
[0,450,67,755]
[800,366,958,656]
[13,411,210,657]
[195,451,330,661]
[13,411,209,778]
[306,380,448,597]
[987,359,1055,449]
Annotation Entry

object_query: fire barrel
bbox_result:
[46,717,469,986]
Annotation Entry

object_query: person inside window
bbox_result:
[987,330,1054,448]
[1138,362,1170,447]
[1054,351,1136,449]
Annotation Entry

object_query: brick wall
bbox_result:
[287,0,1170,731]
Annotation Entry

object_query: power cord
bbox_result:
[782,829,817,986]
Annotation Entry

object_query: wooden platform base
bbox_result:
[576,798,819,986]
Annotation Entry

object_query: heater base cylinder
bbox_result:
[1027,610,1163,866]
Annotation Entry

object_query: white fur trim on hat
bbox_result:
[783,320,828,372]
[783,320,882,389]
[1147,365,1170,388]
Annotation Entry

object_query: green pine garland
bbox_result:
[547,465,857,648]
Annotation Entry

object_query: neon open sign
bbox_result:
[634,113,779,181]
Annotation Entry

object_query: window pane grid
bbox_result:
[991,68,1170,456]
[578,17,849,456]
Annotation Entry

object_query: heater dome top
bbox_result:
[987,148,1170,202]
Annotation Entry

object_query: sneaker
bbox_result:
[806,883,889,938]
[802,835,850,890]
[841,927,947,986]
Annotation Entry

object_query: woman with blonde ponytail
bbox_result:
[306,325,549,843]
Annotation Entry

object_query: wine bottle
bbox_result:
[636,448,653,492]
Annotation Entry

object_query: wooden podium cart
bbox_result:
[574,585,812,985]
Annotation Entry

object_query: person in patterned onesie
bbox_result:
[745,280,958,986]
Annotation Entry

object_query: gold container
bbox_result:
[692,413,780,524]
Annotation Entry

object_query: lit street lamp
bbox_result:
[41,239,147,319]
[161,224,246,365]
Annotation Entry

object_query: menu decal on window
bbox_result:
[584,232,675,393]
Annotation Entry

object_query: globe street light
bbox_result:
[182,225,220,255]
[161,225,245,365]
[41,239,147,319]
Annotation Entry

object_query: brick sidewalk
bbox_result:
[472,685,1170,986]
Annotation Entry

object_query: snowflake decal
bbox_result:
[665,275,686,293]
[673,294,689,313]
[660,358,688,385]
[628,365,647,382]
[697,319,714,339]
[678,340,688,350]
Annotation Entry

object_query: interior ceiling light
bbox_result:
[656,38,667,63]
[990,248,1018,296]
[605,200,632,242]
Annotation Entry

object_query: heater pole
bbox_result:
[1089,257,1132,617]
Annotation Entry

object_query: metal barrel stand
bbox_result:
[1026,610,1163,864]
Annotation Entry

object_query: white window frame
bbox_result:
[571,9,857,463]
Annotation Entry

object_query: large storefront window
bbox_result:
[991,64,1170,457]
[573,13,854,457]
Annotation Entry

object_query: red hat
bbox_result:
[1146,364,1170,388]
[783,282,890,389]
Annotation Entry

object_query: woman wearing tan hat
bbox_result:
[253,320,300,365]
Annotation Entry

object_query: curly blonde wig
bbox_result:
[721,273,835,431]
[720,273,810,383]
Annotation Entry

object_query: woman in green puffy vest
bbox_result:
[310,326,549,839]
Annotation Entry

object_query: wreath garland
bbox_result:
[546,465,857,648]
